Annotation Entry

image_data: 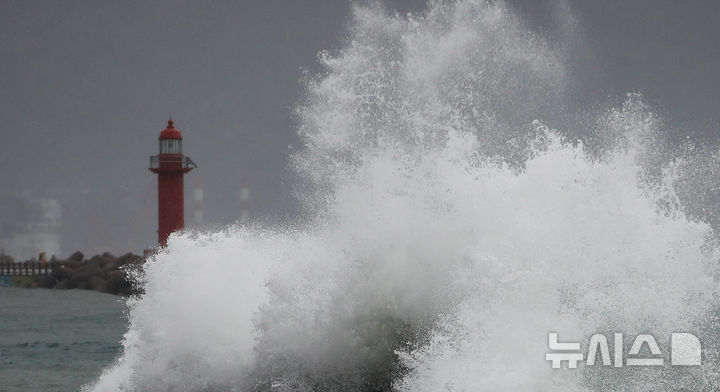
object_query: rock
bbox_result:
[51,265,74,281]
[55,279,76,290]
[73,263,105,282]
[75,281,90,290]
[45,251,144,295]
[105,270,131,295]
[37,276,55,289]
[62,261,83,270]
[103,259,122,271]
[117,252,143,266]
[89,254,115,269]
[101,252,143,273]
[89,276,107,292]
[68,251,84,262]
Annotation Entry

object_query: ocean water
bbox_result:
[84,1,720,391]
[0,288,127,392]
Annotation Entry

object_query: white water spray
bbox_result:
[88,1,720,391]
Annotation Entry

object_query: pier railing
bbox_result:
[0,262,55,276]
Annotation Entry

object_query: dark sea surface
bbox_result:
[0,288,127,392]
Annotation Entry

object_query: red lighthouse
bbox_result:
[150,119,196,247]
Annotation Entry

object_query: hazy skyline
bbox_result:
[2,0,719,256]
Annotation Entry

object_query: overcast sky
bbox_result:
[1,0,719,255]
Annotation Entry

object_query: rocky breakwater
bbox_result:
[37,251,144,296]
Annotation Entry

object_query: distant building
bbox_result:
[0,197,61,260]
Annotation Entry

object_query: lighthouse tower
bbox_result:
[149,119,196,247]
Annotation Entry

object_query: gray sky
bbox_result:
[1,0,719,255]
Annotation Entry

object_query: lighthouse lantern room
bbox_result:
[150,119,196,247]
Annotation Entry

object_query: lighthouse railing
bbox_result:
[150,156,197,169]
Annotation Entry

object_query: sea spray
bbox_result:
[88,1,720,391]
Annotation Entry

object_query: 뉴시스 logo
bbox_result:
[546,332,702,369]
